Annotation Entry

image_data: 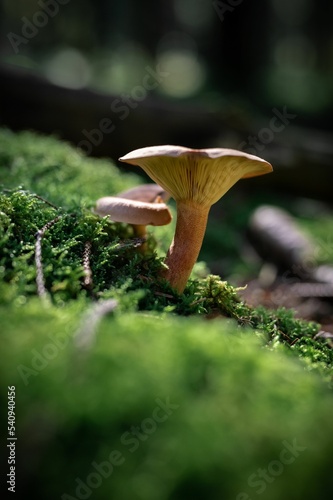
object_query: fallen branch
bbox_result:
[35,216,62,299]
[74,299,118,350]
[82,241,93,289]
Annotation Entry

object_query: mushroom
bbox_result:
[119,145,273,293]
[95,186,172,249]
[116,184,170,204]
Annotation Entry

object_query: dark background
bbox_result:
[0,0,333,200]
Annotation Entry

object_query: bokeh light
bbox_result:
[270,0,313,26]
[173,0,214,33]
[93,43,151,94]
[156,32,206,98]
[44,48,92,89]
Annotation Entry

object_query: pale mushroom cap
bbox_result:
[119,146,273,208]
[95,196,172,226]
[116,184,170,203]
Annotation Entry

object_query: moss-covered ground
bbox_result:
[0,129,332,499]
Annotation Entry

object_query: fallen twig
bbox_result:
[83,241,93,289]
[32,194,58,209]
[35,216,62,299]
[74,299,118,350]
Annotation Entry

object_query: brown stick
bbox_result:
[35,216,62,299]
[83,241,93,289]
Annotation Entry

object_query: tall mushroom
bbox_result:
[119,146,273,293]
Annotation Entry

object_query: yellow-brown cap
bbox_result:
[119,146,272,208]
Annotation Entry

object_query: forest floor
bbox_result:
[1,129,332,500]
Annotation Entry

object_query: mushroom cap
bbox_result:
[119,146,273,208]
[95,196,172,226]
[116,184,170,203]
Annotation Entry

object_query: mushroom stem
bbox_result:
[132,224,147,252]
[132,224,147,239]
[162,201,210,293]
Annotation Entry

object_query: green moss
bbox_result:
[298,216,333,264]
[0,129,332,383]
[245,306,333,389]
[1,129,333,499]
[1,299,333,500]
[0,128,138,207]
[1,301,333,500]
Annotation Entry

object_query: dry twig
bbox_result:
[74,299,118,350]
[83,241,93,289]
[35,216,62,299]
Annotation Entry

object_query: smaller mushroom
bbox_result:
[116,184,170,204]
[95,186,172,250]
